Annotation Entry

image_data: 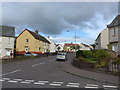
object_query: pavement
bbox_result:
[1,53,119,89]
[59,55,119,85]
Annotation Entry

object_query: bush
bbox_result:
[77,57,86,61]
[76,50,111,63]
[93,50,111,59]
[82,50,93,58]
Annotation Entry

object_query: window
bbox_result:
[113,28,116,35]
[26,39,29,43]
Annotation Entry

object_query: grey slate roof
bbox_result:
[27,30,50,44]
[0,25,15,37]
[107,15,120,28]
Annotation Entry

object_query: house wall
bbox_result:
[118,26,120,56]
[79,44,90,50]
[109,26,119,52]
[0,36,15,58]
[109,26,118,43]
[46,37,56,53]
[16,30,43,54]
[95,35,101,49]
[101,28,109,49]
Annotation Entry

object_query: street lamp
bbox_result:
[66,29,77,56]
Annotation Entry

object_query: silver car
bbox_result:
[56,52,67,61]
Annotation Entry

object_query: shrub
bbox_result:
[76,50,84,58]
[77,57,86,61]
[93,50,111,59]
[82,50,93,58]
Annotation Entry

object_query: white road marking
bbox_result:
[49,60,54,62]
[0,79,5,82]
[85,84,98,89]
[8,80,18,83]
[38,81,49,83]
[66,85,79,88]
[0,70,21,76]
[13,79,22,81]
[34,82,45,85]
[50,83,62,86]
[53,82,63,84]
[85,86,98,88]
[21,81,30,84]
[32,62,45,67]
[103,85,118,88]
[87,84,98,87]
[25,80,34,82]
[68,83,79,85]
[2,78,10,80]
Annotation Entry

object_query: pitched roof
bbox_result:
[81,43,90,47]
[107,15,120,28]
[27,30,50,44]
[65,43,79,46]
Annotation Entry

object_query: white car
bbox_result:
[56,52,67,61]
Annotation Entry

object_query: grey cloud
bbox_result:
[2,2,118,35]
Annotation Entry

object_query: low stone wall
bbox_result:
[73,59,96,69]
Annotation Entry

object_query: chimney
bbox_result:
[35,30,39,34]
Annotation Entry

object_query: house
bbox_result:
[63,43,80,52]
[79,43,92,50]
[56,44,63,52]
[16,29,50,55]
[45,36,56,53]
[0,25,15,59]
[107,15,120,53]
[95,28,109,50]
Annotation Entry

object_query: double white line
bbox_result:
[103,85,118,89]
[85,84,98,89]
[50,81,63,86]
[66,83,79,88]
[34,80,49,85]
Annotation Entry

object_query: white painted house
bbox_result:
[0,25,15,59]
[95,28,109,50]
[107,15,120,53]
[56,44,63,51]
[45,36,56,53]
[79,43,92,50]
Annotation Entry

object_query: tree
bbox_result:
[70,45,80,51]
[107,43,112,51]
[90,44,96,50]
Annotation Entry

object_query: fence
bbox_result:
[108,60,120,73]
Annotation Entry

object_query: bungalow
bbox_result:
[0,25,15,59]
[95,28,109,50]
[79,43,92,50]
[63,43,80,52]
[56,44,63,52]
[16,29,50,55]
[45,36,56,53]
[107,15,120,53]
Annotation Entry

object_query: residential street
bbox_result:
[1,53,118,89]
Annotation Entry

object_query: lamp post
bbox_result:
[66,29,77,57]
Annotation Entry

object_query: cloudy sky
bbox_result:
[1,2,118,45]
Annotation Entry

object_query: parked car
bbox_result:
[56,52,67,61]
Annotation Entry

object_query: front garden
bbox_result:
[75,49,118,69]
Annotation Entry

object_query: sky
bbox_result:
[1,2,119,45]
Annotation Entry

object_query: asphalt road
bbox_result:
[1,53,118,89]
